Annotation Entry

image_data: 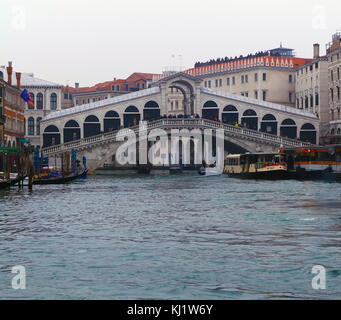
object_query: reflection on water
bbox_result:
[1,175,341,299]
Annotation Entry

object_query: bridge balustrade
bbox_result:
[42,118,314,155]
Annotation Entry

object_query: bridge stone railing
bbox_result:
[42,118,315,155]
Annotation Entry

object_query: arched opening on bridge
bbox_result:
[166,78,196,116]
[300,123,317,144]
[64,120,80,143]
[124,106,140,127]
[202,101,219,120]
[104,111,120,132]
[222,105,239,125]
[84,115,100,138]
[241,109,258,130]
[143,101,160,121]
[43,125,60,147]
[280,119,297,139]
[260,114,277,135]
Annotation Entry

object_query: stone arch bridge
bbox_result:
[40,73,319,171]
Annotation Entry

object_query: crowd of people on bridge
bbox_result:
[194,50,277,68]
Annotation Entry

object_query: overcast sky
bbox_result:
[1,0,340,87]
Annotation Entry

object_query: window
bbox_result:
[208,80,211,88]
[315,63,319,69]
[232,77,235,85]
[331,88,334,102]
[262,73,267,81]
[337,86,340,101]
[289,74,293,83]
[254,73,258,82]
[254,91,258,99]
[310,95,314,107]
[245,75,248,83]
[331,70,334,81]
[262,90,267,101]
[28,117,35,136]
[215,79,218,87]
[64,93,68,99]
[289,92,293,103]
[227,78,230,86]
[241,75,244,84]
[50,93,57,110]
[245,92,248,97]
[204,81,207,87]
[36,117,42,135]
[315,93,319,106]
[36,93,43,109]
[219,79,222,87]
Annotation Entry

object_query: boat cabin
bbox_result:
[224,153,287,175]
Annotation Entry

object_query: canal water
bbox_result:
[1,174,341,299]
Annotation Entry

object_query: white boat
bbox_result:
[198,166,222,176]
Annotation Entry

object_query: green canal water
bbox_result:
[0,174,341,299]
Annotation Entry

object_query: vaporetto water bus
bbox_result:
[224,153,288,179]
[279,145,341,181]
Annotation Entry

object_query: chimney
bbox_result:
[75,82,79,88]
[15,72,21,89]
[6,61,13,85]
[313,43,320,59]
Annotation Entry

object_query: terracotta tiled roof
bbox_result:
[62,72,160,94]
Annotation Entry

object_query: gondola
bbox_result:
[32,169,88,185]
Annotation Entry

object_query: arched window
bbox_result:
[144,100,160,121]
[64,120,81,142]
[124,106,140,127]
[260,114,277,135]
[104,111,120,132]
[280,119,297,139]
[281,118,296,126]
[222,105,238,125]
[50,93,57,110]
[241,109,258,130]
[223,105,238,112]
[125,106,139,113]
[84,115,100,137]
[43,125,60,147]
[36,117,42,135]
[202,100,219,120]
[36,93,43,109]
[203,100,218,108]
[300,123,317,144]
[28,117,35,136]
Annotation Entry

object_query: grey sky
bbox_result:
[1,0,340,87]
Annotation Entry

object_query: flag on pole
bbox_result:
[20,89,34,108]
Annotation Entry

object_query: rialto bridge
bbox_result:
[40,73,319,170]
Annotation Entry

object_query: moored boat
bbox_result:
[32,169,88,185]
[279,145,341,181]
[224,153,289,179]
